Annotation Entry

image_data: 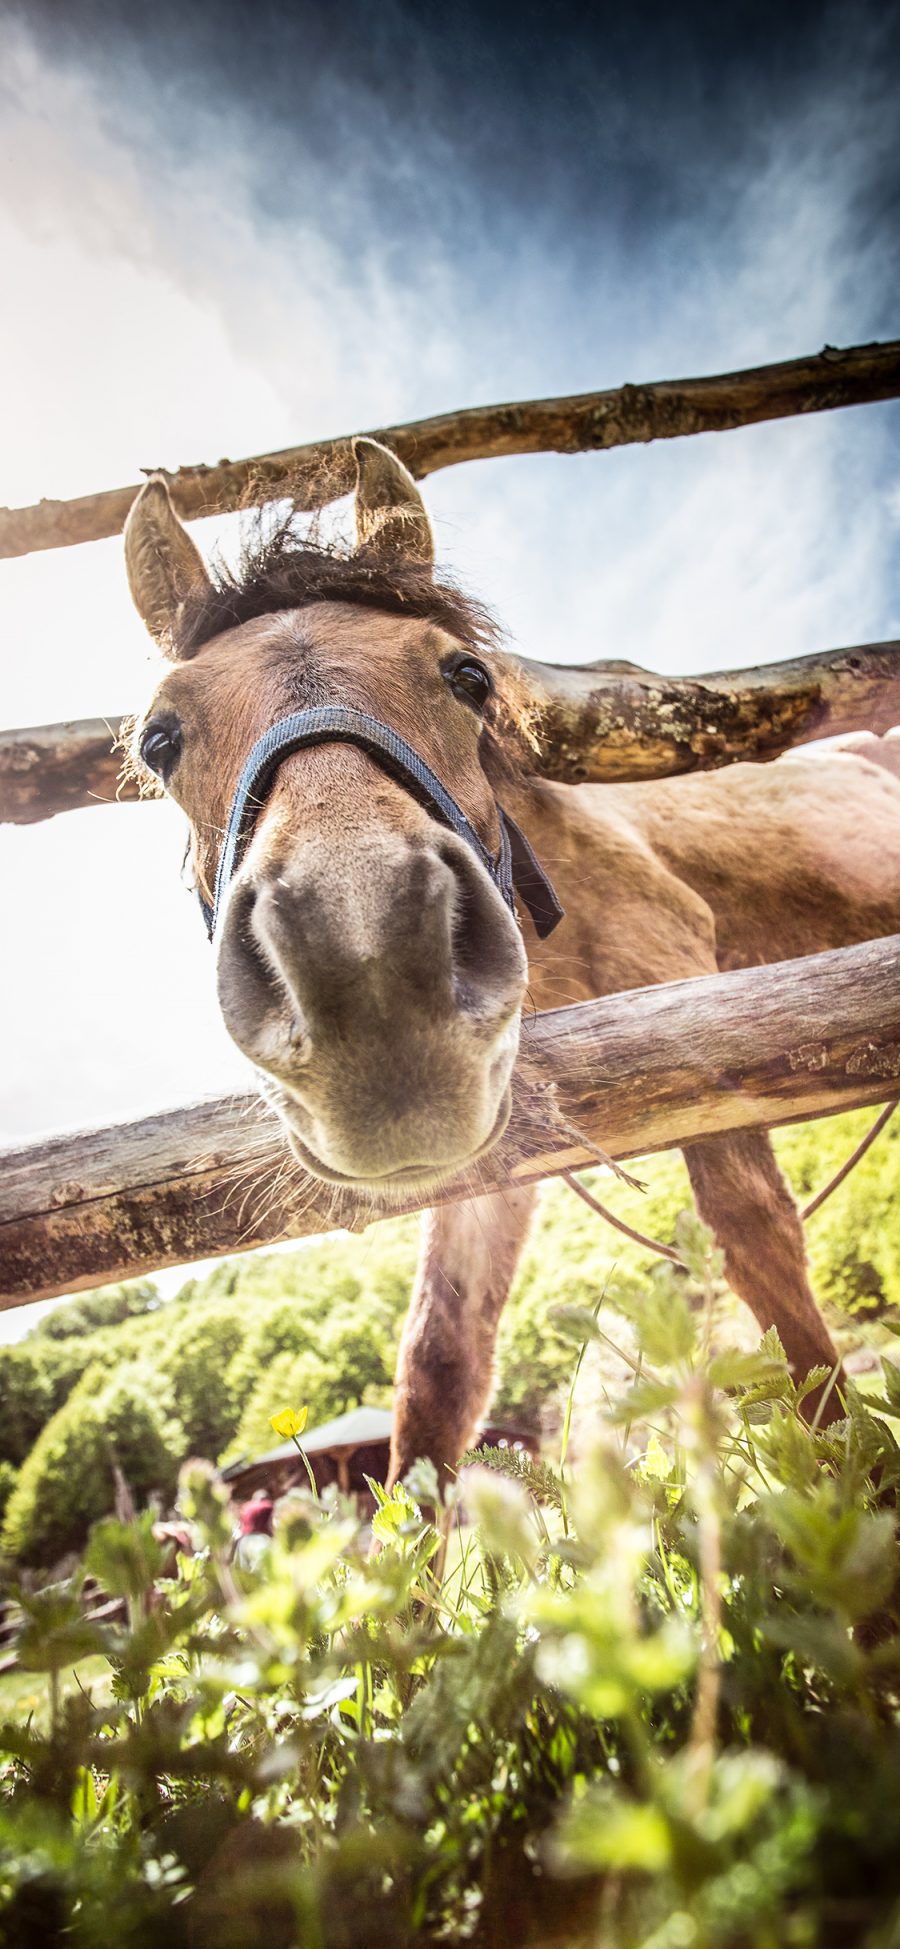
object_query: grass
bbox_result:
[0,1655,110,1731]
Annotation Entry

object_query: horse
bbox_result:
[123,440,900,1485]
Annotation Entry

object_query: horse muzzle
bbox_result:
[214,828,526,1193]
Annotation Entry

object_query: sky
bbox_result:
[1,0,899,1332]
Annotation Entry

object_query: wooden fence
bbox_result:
[2,337,899,1308]
[2,637,900,822]
[1,338,898,558]
[0,1582,125,1677]
[2,934,899,1306]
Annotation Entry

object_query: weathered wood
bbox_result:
[2,934,898,1305]
[1,338,898,560]
[525,639,900,783]
[0,718,138,823]
[3,639,898,824]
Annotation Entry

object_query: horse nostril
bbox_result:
[439,840,527,1023]
[449,882,482,1002]
[214,875,313,1072]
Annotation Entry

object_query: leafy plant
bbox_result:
[1,1224,899,1946]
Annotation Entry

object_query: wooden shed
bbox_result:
[220,1406,539,1512]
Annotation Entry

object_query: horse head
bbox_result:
[124,442,545,1200]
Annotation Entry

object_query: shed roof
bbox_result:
[221,1405,394,1480]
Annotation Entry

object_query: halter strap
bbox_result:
[199,705,564,942]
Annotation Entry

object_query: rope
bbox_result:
[563,1098,899,1265]
[800,1099,899,1221]
[562,1170,687,1266]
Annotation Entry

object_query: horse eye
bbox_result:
[139,720,182,783]
[447,658,492,712]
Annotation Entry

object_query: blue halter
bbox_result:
[199,705,564,942]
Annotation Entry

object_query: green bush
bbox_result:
[223,1325,395,1468]
[30,1280,161,1342]
[493,1155,691,1421]
[492,1110,900,1423]
[0,1347,57,1469]
[222,1348,335,1465]
[0,1363,184,1569]
[187,1221,419,1321]
[2,1230,900,1947]
[778,1107,900,1315]
[0,1463,17,1531]
[156,1306,248,1459]
[0,1294,166,1470]
[224,1297,331,1410]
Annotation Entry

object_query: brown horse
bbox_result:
[124,442,900,1483]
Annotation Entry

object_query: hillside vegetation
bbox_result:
[1,1107,897,1568]
[2,1224,900,1947]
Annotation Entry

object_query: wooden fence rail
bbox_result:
[1,338,898,560]
[2,639,898,824]
[2,934,898,1306]
[0,1582,126,1678]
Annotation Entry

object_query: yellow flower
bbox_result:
[270,1406,309,1440]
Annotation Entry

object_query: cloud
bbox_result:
[0,0,898,1145]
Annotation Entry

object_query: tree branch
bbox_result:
[2,638,897,823]
[525,639,900,782]
[0,718,137,823]
[2,934,898,1304]
[1,338,898,559]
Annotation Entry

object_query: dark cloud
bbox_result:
[5,0,899,652]
[3,0,899,1146]
[14,0,900,284]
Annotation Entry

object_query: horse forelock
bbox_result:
[164,501,539,777]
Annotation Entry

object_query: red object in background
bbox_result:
[239,1495,274,1536]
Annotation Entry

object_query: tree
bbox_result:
[225,1299,331,1413]
[29,1280,161,1340]
[159,1306,249,1458]
[1,1362,184,1569]
[0,1345,57,1468]
[221,1349,334,1467]
[0,1463,18,1531]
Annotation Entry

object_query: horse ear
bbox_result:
[352,437,435,568]
[124,476,213,651]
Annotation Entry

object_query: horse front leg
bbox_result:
[387,1186,537,1492]
[683,1128,845,1423]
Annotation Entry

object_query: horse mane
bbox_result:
[171,502,540,775]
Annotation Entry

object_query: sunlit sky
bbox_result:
[1,0,898,1336]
